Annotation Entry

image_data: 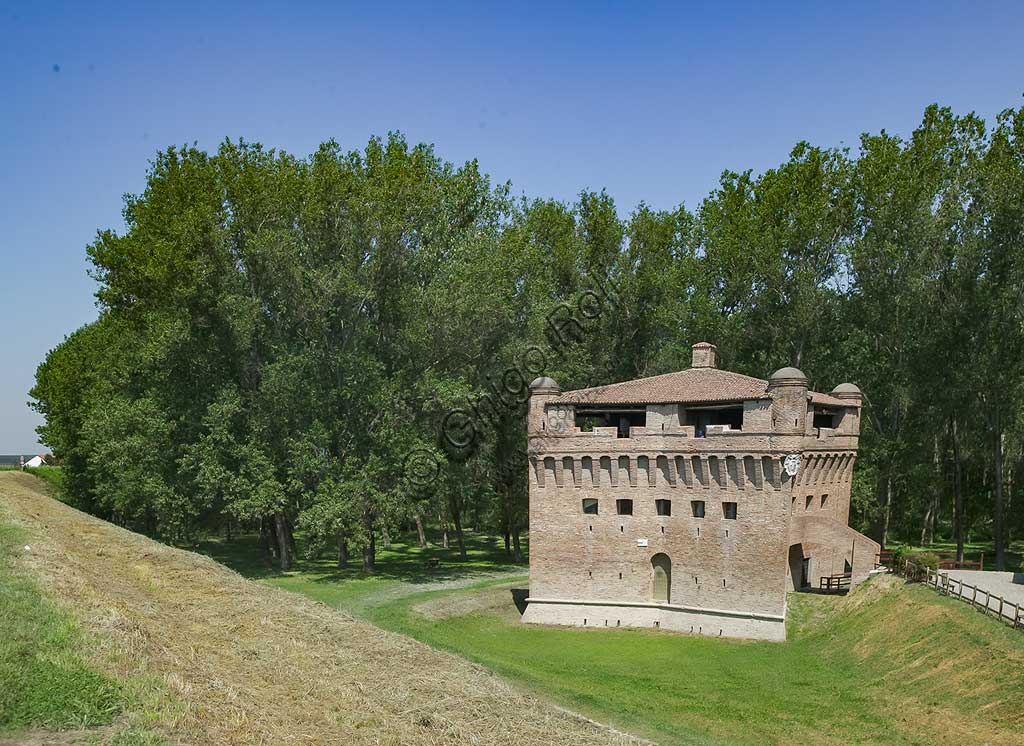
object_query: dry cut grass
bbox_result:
[0,472,637,746]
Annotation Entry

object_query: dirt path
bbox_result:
[340,568,528,618]
[0,472,637,746]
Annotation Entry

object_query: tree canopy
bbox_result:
[31,106,1024,570]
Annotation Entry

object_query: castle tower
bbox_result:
[768,366,809,435]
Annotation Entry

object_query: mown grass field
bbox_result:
[367,576,1024,746]
[0,510,166,746]
[203,527,1024,746]
[3,472,625,746]
[11,468,1024,745]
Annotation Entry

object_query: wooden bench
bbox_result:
[937,552,984,571]
[819,573,852,593]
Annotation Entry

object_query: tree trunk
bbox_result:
[449,494,467,560]
[381,527,391,549]
[362,514,376,573]
[273,512,293,571]
[504,530,511,556]
[920,503,933,547]
[880,470,893,549]
[951,417,965,563]
[512,528,524,564]
[439,513,449,549]
[337,533,348,568]
[285,515,297,557]
[414,513,427,548]
[260,517,277,563]
[994,411,1006,570]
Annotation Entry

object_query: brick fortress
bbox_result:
[523,342,879,641]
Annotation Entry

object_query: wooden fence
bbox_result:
[818,573,851,593]
[896,559,1022,631]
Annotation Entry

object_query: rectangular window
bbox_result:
[616,498,633,516]
[821,494,829,509]
[582,498,599,515]
[655,499,672,517]
[813,410,836,429]
[805,495,813,510]
[791,495,797,514]
[691,500,705,518]
[723,502,738,520]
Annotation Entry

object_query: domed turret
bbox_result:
[769,366,807,382]
[529,376,560,393]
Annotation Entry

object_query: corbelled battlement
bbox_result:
[523,342,877,642]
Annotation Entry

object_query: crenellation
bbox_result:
[524,344,879,641]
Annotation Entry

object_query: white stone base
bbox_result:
[522,598,786,641]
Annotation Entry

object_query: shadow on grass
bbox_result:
[197,529,528,585]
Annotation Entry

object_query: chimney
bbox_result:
[691,342,717,368]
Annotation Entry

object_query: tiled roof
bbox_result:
[554,368,849,408]
[809,391,848,408]
[553,368,771,406]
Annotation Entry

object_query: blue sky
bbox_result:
[1,1,1022,452]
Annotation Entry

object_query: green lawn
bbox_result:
[0,520,123,730]
[0,514,167,745]
[897,539,1023,571]
[201,529,529,615]
[366,577,1023,746]
[200,529,1024,746]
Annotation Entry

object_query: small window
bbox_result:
[805,495,813,510]
[582,498,599,515]
[723,502,737,520]
[655,499,672,516]
[791,495,797,514]
[813,410,836,429]
[691,500,705,518]
[616,498,633,515]
[821,494,829,509]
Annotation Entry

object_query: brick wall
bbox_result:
[524,378,877,641]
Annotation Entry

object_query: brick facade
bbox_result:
[523,344,879,641]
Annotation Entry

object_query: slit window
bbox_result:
[723,502,738,520]
[655,499,672,517]
[691,500,705,518]
[821,494,829,509]
[582,498,599,515]
[616,498,633,515]
[805,495,813,510]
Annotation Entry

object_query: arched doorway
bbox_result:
[651,553,671,603]
[788,544,809,590]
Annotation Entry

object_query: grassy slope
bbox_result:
[364,577,1024,746]
[0,518,167,745]
[201,528,1024,746]
[1,472,629,746]
[0,520,123,730]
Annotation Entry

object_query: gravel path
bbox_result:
[940,569,1024,620]
[343,567,528,617]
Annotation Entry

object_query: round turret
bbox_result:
[831,382,862,402]
[768,366,807,383]
[529,376,561,394]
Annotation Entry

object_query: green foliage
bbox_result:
[912,551,941,571]
[29,465,64,495]
[29,105,1024,568]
